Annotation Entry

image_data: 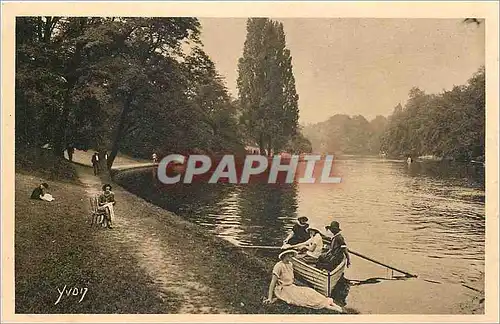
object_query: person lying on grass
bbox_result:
[263,249,345,313]
[30,182,54,201]
[98,184,115,229]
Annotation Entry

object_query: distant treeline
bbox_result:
[303,67,485,161]
[381,67,485,161]
[303,115,388,155]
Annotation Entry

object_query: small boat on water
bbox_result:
[291,256,346,297]
[290,236,346,297]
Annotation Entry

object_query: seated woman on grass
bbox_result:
[98,184,115,229]
[263,249,345,313]
[30,182,54,201]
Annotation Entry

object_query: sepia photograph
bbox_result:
[1,1,498,323]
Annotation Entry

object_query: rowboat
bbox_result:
[290,235,346,297]
[291,255,346,297]
[289,235,416,295]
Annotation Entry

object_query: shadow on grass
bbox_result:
[264,301,359,314]
[15,148,80,184]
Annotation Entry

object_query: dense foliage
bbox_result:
[381,67,485,161]
[302,67,484,161]
[237,18,300,156]
[16,17,310,169]
[15,17,243,168]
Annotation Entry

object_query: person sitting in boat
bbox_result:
[282,216,310,247]
[287,227,324,264]
[317,221,351,271]
[263,249,345,313]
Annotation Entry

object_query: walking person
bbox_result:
[103,151,109,170]
[66,144,75,162]
[152,152,158,164]
[91,152,100,175]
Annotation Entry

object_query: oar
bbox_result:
[235,245,282,250]
[348,249,417,278]
[234,245,418,278]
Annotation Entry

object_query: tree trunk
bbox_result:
[258,134,266,156]
[52,90,72,157]
[52,25,85,157]
[107,95,133,170]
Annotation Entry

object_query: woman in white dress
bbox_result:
[263,249,344,312]
[286,227,324,264]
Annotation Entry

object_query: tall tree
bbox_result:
[237,18,299,155]
[184,47,242,153]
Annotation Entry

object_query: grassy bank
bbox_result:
[15,151,175,313]
[112,169,357,314]
[15,150,352,314]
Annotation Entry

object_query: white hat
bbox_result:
[278,249,298,260]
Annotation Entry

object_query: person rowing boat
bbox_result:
[317,221,351,271]
[317,220,351,307]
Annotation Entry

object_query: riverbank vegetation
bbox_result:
[16,17,242,168]
[15,146,79,182]
[303,67,485,162]
[381,67,485,161]
[16,17,310,172]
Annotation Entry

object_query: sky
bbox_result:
[197,18,485,125]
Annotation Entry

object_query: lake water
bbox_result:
[115,157,485,288]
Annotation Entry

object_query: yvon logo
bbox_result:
[157,154,342,185]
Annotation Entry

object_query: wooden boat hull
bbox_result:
[291,256,346,297]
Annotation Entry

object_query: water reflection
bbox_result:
[116,158,485,287]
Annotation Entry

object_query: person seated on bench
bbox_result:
[287,227,324,264]
[98,184,115,229]
[30,182,54,201]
